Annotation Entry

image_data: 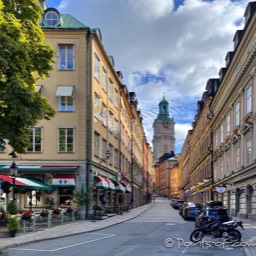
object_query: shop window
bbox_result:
[58,187,73,206]
[25,191,42,208]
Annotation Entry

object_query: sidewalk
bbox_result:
[0,202,255,256]
[0,203,154,251]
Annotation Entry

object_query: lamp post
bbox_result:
[10,161,18,201]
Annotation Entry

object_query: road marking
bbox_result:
[10,233,116,252]
[165,223,176,225]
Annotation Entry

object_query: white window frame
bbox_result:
[109,79,113,101]
[226,113,230,136]
[245,137,252,166]
[94,132,100,157]
[108,112,113,133]
[58,96,74,112]
[235,102,240,127]
[94,94,100,119]
[58,45,74,70]
[220,124,224,143]
[94,54,100,81]
[246,85,252,114]
[58,127,74,152]
[235,146,240,171]
[27,127,42,152]
[102,68,107,91]
[101,105,107,126]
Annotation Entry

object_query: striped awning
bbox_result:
[105,179,115,191]
[0,175,53,191]
[121,182,132,193]
[95,176,109,190]
[114,181,125,193]
[0,165,79,174]
[52,174,76,187]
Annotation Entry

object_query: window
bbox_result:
[101,105,107,126]
[226,113,230,136]
[226,153,231,175]
[220,124,224,143]
[27,127,42,152]
[108,112,113,133]
[114,149,119,168]
[235,102,240,127]
[59,188,73,206]
[109,79,113,101]
[58,45,74,70]
[94,54,100,81]
[245,138,252,166]
[109,144,113,165]
[235,146,240,170]
[114,119,118,138]
[246,86,252,114]
[102,139,107,159]
[94,132,100,157]
[114,89,119,107]
[44,10,60,27]
[58,128,74,152]
[58,96,74,111]
[102,68,107,91]
[94,94,100,119]
[215,131,218,148]
[25,191,42,207]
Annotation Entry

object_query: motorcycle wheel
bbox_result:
[226,230,241,243]
[190,229,204,242]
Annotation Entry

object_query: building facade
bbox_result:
[0,1,152,218]
[180,1,256,220]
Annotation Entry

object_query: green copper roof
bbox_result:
[42,14,88,29]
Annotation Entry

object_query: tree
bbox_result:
[0,0,55,155]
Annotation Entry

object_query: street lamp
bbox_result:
[10,161,18,201]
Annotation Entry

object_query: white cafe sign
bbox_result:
[216,186,226,193]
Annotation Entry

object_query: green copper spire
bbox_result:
[154,95,174,123]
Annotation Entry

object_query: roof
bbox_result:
[42,14,88,30]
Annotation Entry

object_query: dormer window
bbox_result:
[43,8,61,27]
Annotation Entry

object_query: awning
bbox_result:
[114,181,125,193]
[0,175,53,191]
[52,174,76,187]
[0,165,79,174]
[105,179,115,191]
[120,182,131,193]
[95,176,109,190]
[56,85,74,96]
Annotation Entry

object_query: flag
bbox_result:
[115,172,124,181]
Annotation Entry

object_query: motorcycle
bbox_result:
[190,217,244,243]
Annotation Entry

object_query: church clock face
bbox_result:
[163,121,169,128]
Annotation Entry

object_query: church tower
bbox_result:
[153,96,175,161]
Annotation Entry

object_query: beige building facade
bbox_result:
[0,1,152,218]
[180,2,256,220]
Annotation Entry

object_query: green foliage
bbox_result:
[7,201,18,215]
[7,216,20,231]
[0,0,55,155]
[44,197,55,209]
[73,186,91,207]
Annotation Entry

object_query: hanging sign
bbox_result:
[216,186,226,193]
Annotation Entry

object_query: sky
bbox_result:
[47,0,250,153]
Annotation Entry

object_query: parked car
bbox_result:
[182,202,203,220]
[195,201,231,228]
[179,202,187,216]
[172,200,185,210]
[170,199,178,207]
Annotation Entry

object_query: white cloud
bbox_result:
[48,0,250,153]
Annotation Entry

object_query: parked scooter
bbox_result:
[190,217,244,243]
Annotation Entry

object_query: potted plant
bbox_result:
[21,211,32,220]
[66,206,73,213]
[52,207,61,215]
[7,216,20,237]
[40,209,49,218]
[7,201,18,215]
